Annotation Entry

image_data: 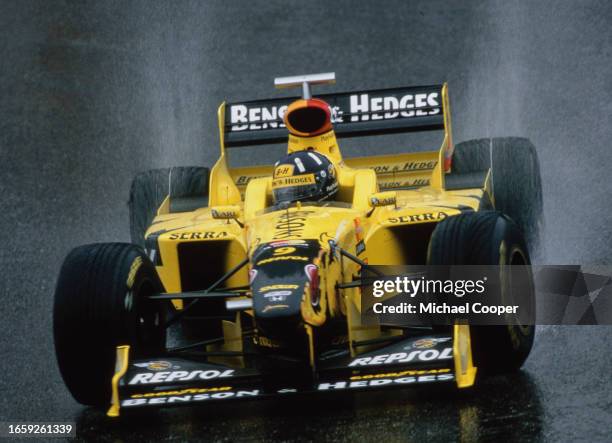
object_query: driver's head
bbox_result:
[272,150,338,205]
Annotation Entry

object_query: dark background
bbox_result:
[1,0,611,441]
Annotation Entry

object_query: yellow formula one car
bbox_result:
[53,73,543,416]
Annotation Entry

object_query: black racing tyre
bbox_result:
[53,243,167,406]
[428,211,535,375]
[452,137,543,257]
[128,167,209,247]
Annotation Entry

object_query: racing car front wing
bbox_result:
[107,324,476,417]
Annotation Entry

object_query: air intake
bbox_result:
[284,98,332,137]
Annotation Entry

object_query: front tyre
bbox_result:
[53,243,166,406]
[428,211,535,375]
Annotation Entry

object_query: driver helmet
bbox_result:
[272,150,338,204]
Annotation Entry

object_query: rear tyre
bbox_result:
[428,211,535,375]
[452,137,543,257]
[53,243,166,406]
[128,167,209,247]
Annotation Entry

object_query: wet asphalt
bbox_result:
[1,0,611,441]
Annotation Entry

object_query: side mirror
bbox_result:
[369,191,397,208]
[211,205,242,220]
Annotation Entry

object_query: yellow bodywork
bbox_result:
[143,83,489,387]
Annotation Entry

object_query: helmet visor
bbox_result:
[272,173,322,204]
[273,184,322,204]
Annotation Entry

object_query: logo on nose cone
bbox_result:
[264,290,292,302]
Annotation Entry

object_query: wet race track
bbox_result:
[1,1,611,441]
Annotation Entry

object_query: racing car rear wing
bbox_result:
[222,84,447,147]
[210,83,454,206]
